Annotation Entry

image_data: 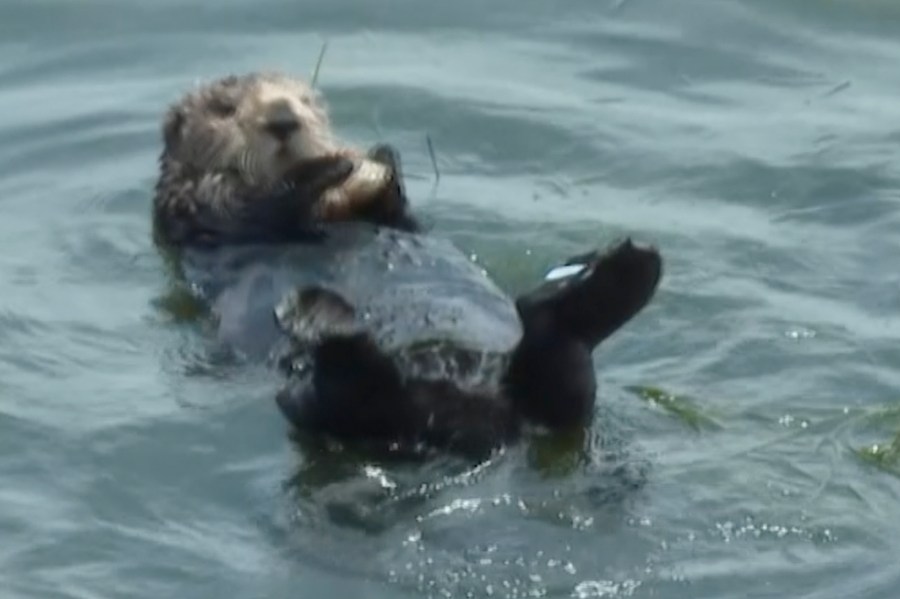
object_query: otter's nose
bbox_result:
[265,118,300,142]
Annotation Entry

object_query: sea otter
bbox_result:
[153,72,418,249]
[180,220,662,461]
[273,230,661,460]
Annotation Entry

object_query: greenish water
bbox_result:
[3,0,900,597]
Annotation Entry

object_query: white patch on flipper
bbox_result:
[544,263,587,281]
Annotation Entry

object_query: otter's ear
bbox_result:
[162,107,185,149]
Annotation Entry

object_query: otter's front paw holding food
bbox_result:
[301,143,419,232]
[362,143,418,231]
[359,143,419,232]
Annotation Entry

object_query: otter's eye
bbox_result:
[207,97,236,118]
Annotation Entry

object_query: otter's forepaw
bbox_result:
[366,143,402,174]
[356,144,420,232]
[312,187,354,221]
[287,155,356,196]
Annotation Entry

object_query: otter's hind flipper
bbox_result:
[517,238,662,350]
[275,313,415,441]
[276,319,516,460]
[272,285,363,374]
[274,286,362,344]
[275,285,407,436]
[504,239,662,429]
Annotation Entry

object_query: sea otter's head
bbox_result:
[161,72,338,188]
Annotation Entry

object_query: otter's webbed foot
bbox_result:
[273,285,417,440]
[275,322,514,461]
[271,285,361,374]
[517,238,663,350]
[503,239,662,430]
[274,286,362,343]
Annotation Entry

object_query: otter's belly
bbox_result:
[182,223,523,361]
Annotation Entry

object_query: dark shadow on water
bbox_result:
[279,413,650,537]
[281,429,503,535]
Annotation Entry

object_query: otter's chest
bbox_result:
[181,224,523,363]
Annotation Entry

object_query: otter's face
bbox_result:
[235,79,338,184]
[162,73,338,187]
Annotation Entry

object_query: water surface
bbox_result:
[2,0,900,597]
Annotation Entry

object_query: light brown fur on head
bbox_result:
[161,71,392,219]
[153,71,411,248]
[162,72,347,189]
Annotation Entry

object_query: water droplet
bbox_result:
[405,530,421,544]
[785,327,816,340]
[573,580,641,598]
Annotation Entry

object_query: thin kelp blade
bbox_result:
[310,41,328,88]
[861,403,900,427]
[626,385,721,431]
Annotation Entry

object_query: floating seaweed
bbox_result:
[626,385,721,431]
[853,404,900,475]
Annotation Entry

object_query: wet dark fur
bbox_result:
[153,74,419,250]
[276,239,663,461]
